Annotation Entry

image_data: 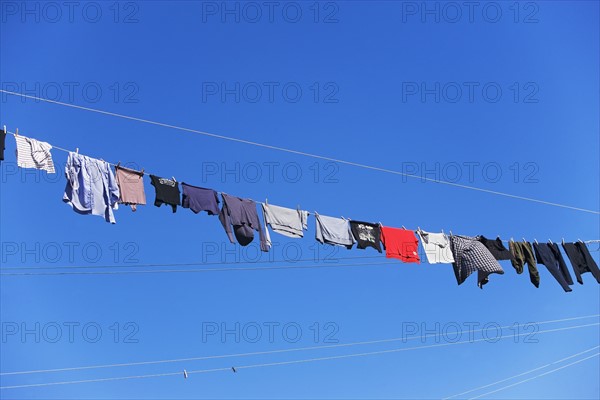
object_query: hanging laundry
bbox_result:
[63,152,120,224]
[15,135,55,173]
[380,226,420,263]
[449,235,504,288]
[533,242,573,292]
[262,203,309,251]
[417,230,454,264]
[547,243,574,286]
[219,193,268,251]
[314,213,356,249]
[477,236,514,261]
[262,203,308,238]
[0,127,6,161]
[115,166,146,211]
[561,241,600,285]
[181,183,220,215]
[149,175,180,213]
[349,220,382,253]
[509,241,540,288]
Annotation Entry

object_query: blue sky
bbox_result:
[1,1,599,399]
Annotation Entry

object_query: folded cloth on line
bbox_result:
[219,193,268,251]
[262,203,309,251]
[449,235,504,288]
[63,152,120,223]
[150,175,180,213]
[533,242,573,292]
[349,220,382,253]
[380,226,420,263]
[115,165,146,212]
[15,135,55,173]
[562,241,600,285]
[509,241,540,288]
[315,213,356,249]
[477,236,514,261]
[182,182,220,215]
[417,230,454,264]
[0,127,6,161]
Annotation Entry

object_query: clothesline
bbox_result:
[2,88,599,215]
[2,129,597,244]
[2,127,600,290]
[4,129,274,210]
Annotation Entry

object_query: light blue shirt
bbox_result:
[63,152,120,223]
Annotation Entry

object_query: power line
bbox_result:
[443,345,600,399]
[468,353,600,399]
[0,261,399,276]
[2,241,598,272]
[2,90,598,215]
[3,314,596,377]
[3,243,598,274]
[0,255,385,271]
[1,322,597,390]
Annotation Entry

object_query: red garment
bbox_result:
[380,226,420,263]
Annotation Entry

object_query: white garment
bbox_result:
[261,203,309,251]
[15,135,55,173]
[417,230,455,264]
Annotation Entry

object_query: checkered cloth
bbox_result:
[449,235,504,288]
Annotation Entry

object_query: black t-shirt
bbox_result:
[478,236,514,261]
[349,220,382,253]
[150,175,181,213]
[0,128,6,161]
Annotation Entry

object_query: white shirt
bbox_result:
[417,230,455,264]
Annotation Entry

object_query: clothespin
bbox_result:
[2,125,6,134]
[116,161,121,168]
[510,237,514,242]
[522,237,527,242]
[562,238,565,244]
[417,226,421,233]
[15,128,19,136]
[140,169,145,175]
[449,230,453,236]
[183,369,188,379]
[172,176,176,182]
[75,147,79,154]
[534,239,539,244]
[231,367,237,373]
[578,238,583,243]
[265,198,268,204]
[549,239,553,244]
[401,225,406,230]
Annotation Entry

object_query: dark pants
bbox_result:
[533,243,573,292]
[562,242,600,285]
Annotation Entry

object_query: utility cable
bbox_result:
[443,345,600,399]
[1,322,597,390]
[3,314,596,376]
[2,90,598,215]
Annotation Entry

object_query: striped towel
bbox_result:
[15,135,55,173]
